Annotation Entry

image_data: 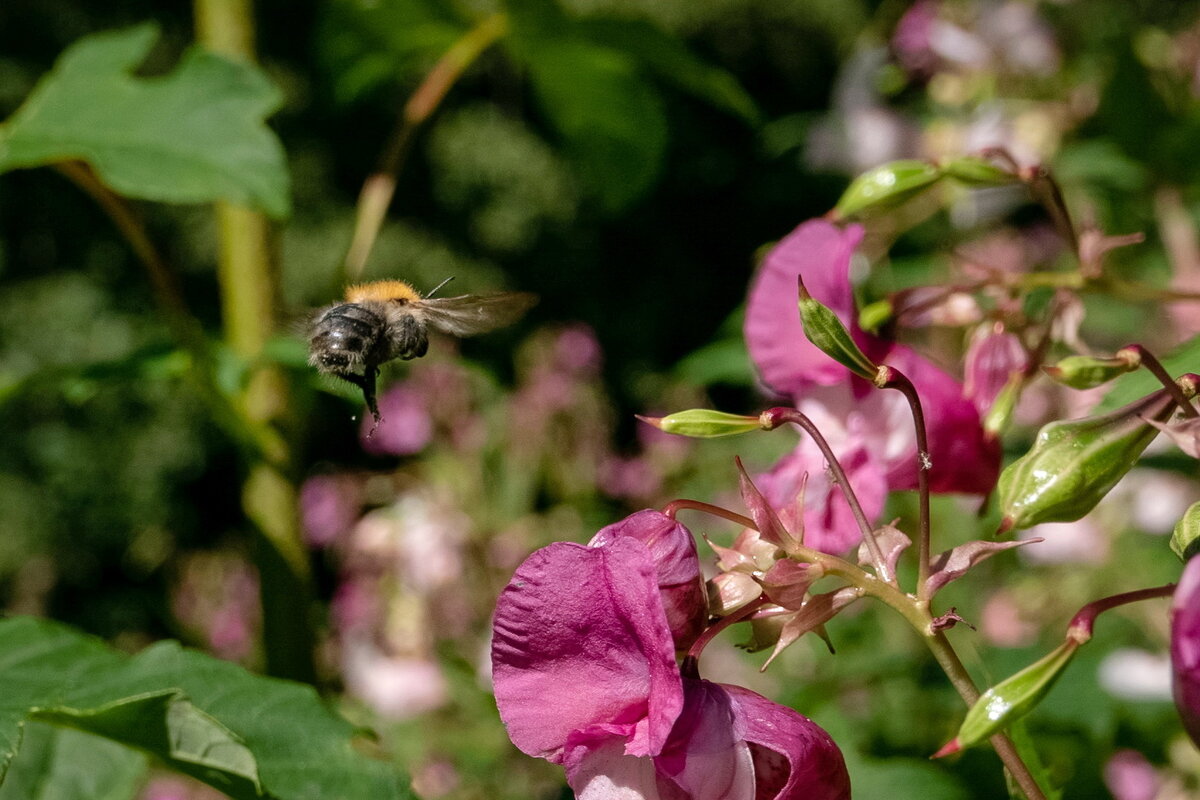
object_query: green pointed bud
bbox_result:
[940,155,1019,186]
[950,640,1079,752]
[1172,501,1200,562]
[983,372,1023,437]
[797,277,880,381]
[833,160,943,219]
[998,387,1186,531]
[857,299,894,333]
[1042,348,1140,389]
[636,409,762,438]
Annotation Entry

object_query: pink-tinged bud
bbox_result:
[759,560,825,610]
[590,510,708,650]
[1171,556,1200,746]
[708,572,763,616]
[1148,416,1200,459]
[963,323,1027,418]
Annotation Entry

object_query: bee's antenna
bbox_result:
[427,276,455,297]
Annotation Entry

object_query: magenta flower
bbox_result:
[492,512,850,798]
[1171,556,1200,746]
[745,219,999,552]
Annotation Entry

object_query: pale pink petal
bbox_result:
[745,220,879,394]
[653,680,756,800]
[723,684,850,800]
[590,510,708,650]
[492,539,684,763]
[1171,556,1200,746]
[758,436,889,555]
[566,737,686,800]
[883,346,1001,494]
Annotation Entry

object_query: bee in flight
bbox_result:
[308,279,536,424]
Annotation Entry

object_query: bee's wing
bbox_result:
[418,292,537,337]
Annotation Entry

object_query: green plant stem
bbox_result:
[879,369,933,599]
[342,12,508,280]
[194,0,315,684]
[1067,583,1177,642]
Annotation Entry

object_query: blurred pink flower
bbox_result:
[492,517,849,798]
[1103,750,1162,800]
[553,323,603,374]
[341,636,448,720]
[360,383,434,456]
[963,322,1026,417]
[299,474,361,548]
[1171,556,1200,746]
[171,552,260,664]
[745,220,999,553]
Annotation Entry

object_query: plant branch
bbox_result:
[878,369,932,597]
[1126,345,1199,419]
[342,12,508,280]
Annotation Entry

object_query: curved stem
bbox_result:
[761,407,892,583]
[879,370,932,598]
[1127,345,1199,419]
[1068,583,1176,642]
[342,12,508,280]
[680,598,768,679]
[663,498,754,529]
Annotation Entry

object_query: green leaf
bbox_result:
[319,0,468,103]
[504,0,668,212]
[0,24,290,218]
[577,18,759,124]
[833,160,943,219]
[0,723,146,800]
[0,617,410,800]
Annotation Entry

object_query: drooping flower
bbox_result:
[745,219,999,553]
[492,512,850,798]
[1171,555,1200,746]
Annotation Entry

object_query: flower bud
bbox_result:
[636,409,762,438]
[1172,502,1200,562]
[797,277,881,382]
[1042,349,1140,389]
[708,572,763,617]
[833,160,943,219]
[997,387,1184,531]
[940,155,1019,186]
[938,639,1080,755]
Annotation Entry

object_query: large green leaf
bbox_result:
[0,724,146,800]
[0,25,290,218]
[0,617,410,800]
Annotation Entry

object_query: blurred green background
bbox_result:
[2,0,1200,797]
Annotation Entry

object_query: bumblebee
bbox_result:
[308,279,536,422]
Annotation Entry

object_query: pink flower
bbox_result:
[360,383,434,456]
[492,512,849,798]
[1171,556,1200,746]
[745,220,999,553]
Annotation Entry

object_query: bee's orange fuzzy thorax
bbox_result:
[344,280,422,303]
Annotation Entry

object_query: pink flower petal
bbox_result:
[963,324,1026,418]
[565,736,689,800]
[590,510,708,650]
[745,220,878,394]
[653,680,756,800]
[757,435,889,555]
[1171,556,1200,746]
[883,346,1001,494]
[723,684,851,800]
[492,539,684,763]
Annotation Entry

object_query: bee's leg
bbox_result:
[332,369,382,433]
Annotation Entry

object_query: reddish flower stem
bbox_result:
[879,369,933,598]
[1067,583,1177,643]
[1126,345,1200,419]
[662,499,755,530]
[761,408,893,583]
[680,598,769,679]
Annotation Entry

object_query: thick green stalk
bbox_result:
[194,0,315,683]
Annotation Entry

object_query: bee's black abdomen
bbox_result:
[309,303,386,372]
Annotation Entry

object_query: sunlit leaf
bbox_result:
[0,25,290,218]
[0,723,146,800]
[0,617,410,800]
